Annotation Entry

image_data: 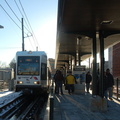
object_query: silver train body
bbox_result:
[15,51,49,94]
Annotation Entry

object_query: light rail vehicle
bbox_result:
[15,51,49,94]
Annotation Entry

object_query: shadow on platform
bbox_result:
[53,87,120,120]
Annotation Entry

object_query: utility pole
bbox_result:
[22,18,24,51]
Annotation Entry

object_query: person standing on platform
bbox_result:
[54,70,64,95]
[105,68,114,100]
[65,71,77,95]
[53,70,58,94]
[85,71,92,93]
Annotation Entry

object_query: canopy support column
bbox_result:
[92,33,97,95]
[99,31,105,98]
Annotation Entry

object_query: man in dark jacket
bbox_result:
[106,68,114,100]
[54,70,64,95]
[85,71,92,93]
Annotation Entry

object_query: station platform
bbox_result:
[52,87,120,120]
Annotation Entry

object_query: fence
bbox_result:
[0,68,14,91]
[0,80,9,91]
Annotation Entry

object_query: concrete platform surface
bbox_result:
[53,89,120,120]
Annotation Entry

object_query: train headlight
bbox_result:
[17,81,23,84]
[34,81,40,84]
[34,81,37,84]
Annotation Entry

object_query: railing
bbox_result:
[113,78,120,99]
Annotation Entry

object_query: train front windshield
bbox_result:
[17,56,40,75]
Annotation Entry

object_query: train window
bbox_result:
[41,63,47,80]
[17,56,40,75]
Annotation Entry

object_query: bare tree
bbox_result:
[9,58,16,79]
[9,59,16,69]
[0,61,7,68]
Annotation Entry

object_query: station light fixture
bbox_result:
[101,20,113,25]
[0,25,4,28]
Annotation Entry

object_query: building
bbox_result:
[112,42,120,78]
[47,58,56,79]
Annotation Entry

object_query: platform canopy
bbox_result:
[55,0,120,69]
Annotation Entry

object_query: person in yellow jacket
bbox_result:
[65,71,77,94]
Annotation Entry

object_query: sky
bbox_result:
[81,49,108,67]
[0,0,58,66]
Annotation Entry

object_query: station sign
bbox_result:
[73,66,86,71]
[73,66,86,84]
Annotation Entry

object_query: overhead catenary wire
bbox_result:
[0,1,29,37]
[14,0,33,36]
[0,4,21,30]
[4,0,32,37]
[1,0,41,51]
[4,0,21,22]
[0,4,33,51]
[18,0,41,50]
[27,37,35,50]
[14,0,23,17]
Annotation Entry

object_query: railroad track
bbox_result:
[0,94,26,120]
[0,92,48,120]
[16,96,45,120]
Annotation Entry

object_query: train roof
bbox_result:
[16,51,47,56]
